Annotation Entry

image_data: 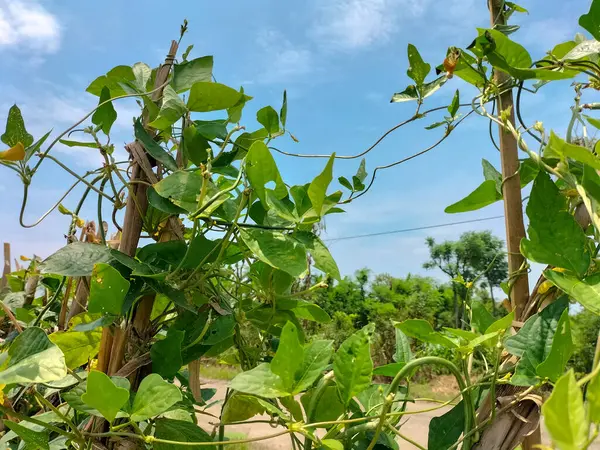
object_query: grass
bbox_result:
[410,375,460,403]
[199,361,240,381]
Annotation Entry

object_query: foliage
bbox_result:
[3,2,600,449]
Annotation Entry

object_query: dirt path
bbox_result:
[197,379,598,449]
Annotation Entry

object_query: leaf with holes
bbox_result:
[2,105,33,148]
[88,263,130,316]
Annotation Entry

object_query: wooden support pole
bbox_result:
[486,2,539,450]
[1,243,11,288]
[488,0,530,320]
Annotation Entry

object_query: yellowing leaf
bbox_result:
[19,255,30,262]
[0,142,25,161]
[0,384,5,405]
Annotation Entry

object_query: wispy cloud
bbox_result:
[1,82,138,167]
[254,29,313,84]
[0,0,61,54]
[310,0,428,51]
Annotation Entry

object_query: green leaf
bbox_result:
[536,308,573,382]
[301,386,344,424]
[445,180,502,213]
[542,370,588,450]
[563,40,600,61]
[394,328,412,364]
[58,139,98,148]
[353,158,367,189]
[246,141,287,207]
[292,301,331,324]
[48,329,102,369]
[428,401,464,450]
[373,363,404,377]
[25,130,51,162]
[183,125,210,166]
[222,394,268,423]
[91,87,117,135]
[148,186,187,215]
[134,119,178,172]
[551,41,578,59]
[202,315,236,345]
[422,75,448,99]
[256,106,280,135]
[448,90,460,118]
[86,65,135,97]
[486,311,515,334]
[390,85,419,103]
[270,322,303,390]
[338,176,353,191]
[173,56,213,93]
[545,270,600,315]
[130,374,182,421]
[579,0,600,41]
[41,242,112,276]
[151,329,184,379]
[471,301,495,333]
[148,85,188,130]
[2,105,33,148]
[406,44,431,86]
[585,115,600,131]
[395,319,458,348]
[230,363,290,398]
[153,170,203,212]
[544,131,600,170]
[0,327,67,385]
[4,421,49,450]
[479,28,532,69]
[519,158,539,187]
[333,324,374,406]
[280,90,287,128]
[321,439,344,450]
[521,172,591,278]
[505,297,568,385]
[308,153,335,217]
[294,339,333,393]
[588,369,600,423]
[88,263,130,316]
[131,62,151,91]
[482,159,502,194]
[238,228,307,278]
[187,82,242,112]
[292,231,340,280]
[154,419,215,450]
[81,370,129,422]
[505,297,567,358]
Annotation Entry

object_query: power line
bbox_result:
[324,215,505,242]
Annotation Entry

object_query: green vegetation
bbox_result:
[2,1,600,449]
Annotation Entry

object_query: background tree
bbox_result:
[460,231,508,313]
[423,237,473,327]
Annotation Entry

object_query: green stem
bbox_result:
[365,356,472,450]
[32,277,66,326]
[304,372,333,450]
[33,391,83,441]
[97,178,108,245]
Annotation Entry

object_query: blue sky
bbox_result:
[0,0,594,286]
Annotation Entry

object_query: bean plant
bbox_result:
[2,2,600,449]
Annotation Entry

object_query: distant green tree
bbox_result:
[423,237,473,327]
[460,231,508,313]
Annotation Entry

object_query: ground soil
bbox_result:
[197,378,600,449]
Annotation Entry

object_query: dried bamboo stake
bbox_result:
[188,359,202,401]
[475,2,540,449]
[1,243,11,288]
[58,277,73,330]
[96,327,114,374]
[96,40,179,378]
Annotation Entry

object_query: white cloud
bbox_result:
[310,0,428,51]
[0,0,61,54]
[255,29,313,83]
